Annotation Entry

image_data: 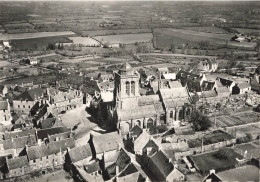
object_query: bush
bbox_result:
[189,111,211,131]
[214,148,229,159]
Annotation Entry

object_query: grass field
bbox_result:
[234,142,260,158]
[11,36,71,50]
[93,33,153,44]
[154,28,233,49]
[183,26,230,34]
[68,37,101,46]
[0,61,12,67]
[189,148,242,173]
[80,28,152,37]
[0,31,75,40]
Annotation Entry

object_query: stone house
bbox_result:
[250,75,260,93]
[13,88,47,114]
[36,127,71,144]
[5,156,30,178]
[127,125,150,155]
[26,138,75,172]
[232,82,251,95]
[147,150,185,181]
[89,132,123,160]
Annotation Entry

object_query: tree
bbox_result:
[214,148,229,159]
[237,63,246,71]
[170,44,176,53]
[189,111,211,131]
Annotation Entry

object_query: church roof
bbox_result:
[120,62,132,72]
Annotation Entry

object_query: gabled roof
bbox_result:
[168,81,183,89]
[0,85,6,93]
[120,62,132,72]
[237,82,251,89]
[4,129,36,140]
[129,125,143,141]
[149,150,174,178]
[39,118,56,129]
[218,78,234,87]
[202,90,217,98]
[37,127,70,140]
[84,161,100,174]
[27,138,75,160]
[92,132,123,154]
[138,95,160,106]
[68,144,92,163]
[7,156,29,170]
[157,67,169,72]
[1,135,37,150]
[117,163,147,182]
[14,88,45,101]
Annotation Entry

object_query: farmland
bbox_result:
[214,111,260,128]
[0,31,75,40]
[154,28,233,50]
[93,33,153,45]
[11,36,71,50]
[188,148,243,173]
[183,26,230,34]
[80,28,152,37]
[68,37,101,47]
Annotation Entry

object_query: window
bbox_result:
[28,105,30,109]
[170,111,173,118]
[126,81,130,96]
[131,81,135,95]
[33,159,36,163]
[23,105,25,108]
[18,105,20,108]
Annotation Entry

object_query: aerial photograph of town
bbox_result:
[0,0,259,181]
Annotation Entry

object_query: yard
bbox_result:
[93,33,153,44]
[188,148,243,173]
[214,111,260,128]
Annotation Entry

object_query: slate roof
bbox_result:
[217,86,230,93]
[68,144,92,163]
[36,127,70,140]
[85,161,100,174]
[117,104,158,121]
[202,90,218,98]
[27,138,75,160]
[0,101,8,110]
[118,163,147,182]
[138,95,160,106]
[14,88,45,101]
[7,156,29,170]
[1,135,37,150]
[4,129,36,140]
[237,82,251,89]
[39,118,56,129]
[48,131,71,142]
[92,131,123,154]
[129,125,143,141]
[149,150,174,178]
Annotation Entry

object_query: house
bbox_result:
[26,138,75,172]
[5,156,29,178]
[66,144,92,167]
[3,128,35,140]
[3,41,11,49]
[36,126,71,144]
[89,132,123,160]
[215,86,230,98]
[29,57,39,65]
[47,87,83,115]
[0,135,37,157]
[162,73,176,80]
[39,118,56,129]
[157,67,169,75]
[127,125,150,155]
[0,85,8,96]
[147,150,185,181]
[232,82,251,95]
[217,78,236,92]
[0,100,12,126]
[13,88,47,114]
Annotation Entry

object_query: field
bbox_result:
[226,123,260,140]
[154,28,233,49]
[80,28,152,37]
[188,148,242,173]
[234,28,260,35]
[11,36,71,50]
[93,33,153,44]
[68,37,101,46]
[214,111,260,128]
[0,31,75,40]
[183,26,230,34]
[0,61,12,67]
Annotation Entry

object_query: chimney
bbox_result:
[209,169,215,174]
[116,165,119,176]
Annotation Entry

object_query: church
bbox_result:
[108,62,193,137]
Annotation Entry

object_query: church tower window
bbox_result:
[131,81,135,95]
[126,81,130,96]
